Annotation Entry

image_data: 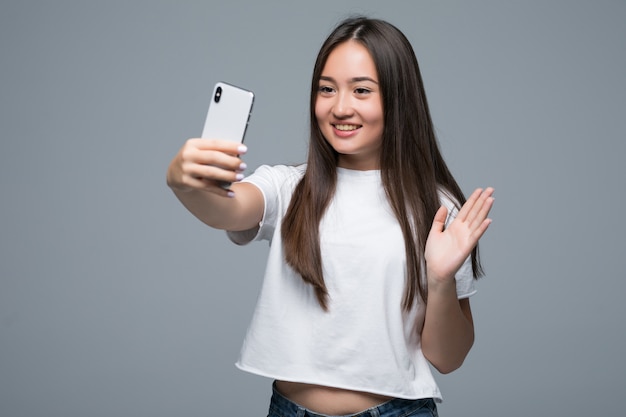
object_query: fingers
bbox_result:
[472,217,493,241]
[457,187,493,218]
[182,142,246,173]
[190,138,248,155]
[185,160,244,184]
[168,138,249,194]
[459,187,494,239]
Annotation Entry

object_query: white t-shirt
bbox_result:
[227,164,476,401]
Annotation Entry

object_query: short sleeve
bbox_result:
[226,164,304,245]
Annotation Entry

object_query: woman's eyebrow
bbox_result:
[319,75,378,84]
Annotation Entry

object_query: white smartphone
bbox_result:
[201,81,254,189]
[201,81,254,144]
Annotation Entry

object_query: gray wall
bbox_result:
[1,1,625,416]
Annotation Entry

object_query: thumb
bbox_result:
[430,205,448,234]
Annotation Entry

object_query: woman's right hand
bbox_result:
[166,138,248,197]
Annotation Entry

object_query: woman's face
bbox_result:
[315,40,384,170]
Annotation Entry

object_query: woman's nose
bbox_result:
[332,92,354,118]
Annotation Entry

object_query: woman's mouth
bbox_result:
[333,124,361,131]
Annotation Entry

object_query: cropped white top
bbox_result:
[227,164,476,401]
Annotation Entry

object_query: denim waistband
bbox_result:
[268,382,437,417]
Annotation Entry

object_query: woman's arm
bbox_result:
[421,283,475,374]
[421,187,494,374]
[166,138,263,231]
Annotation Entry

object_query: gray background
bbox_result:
[1,0,625,416]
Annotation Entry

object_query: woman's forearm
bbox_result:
[421,277,474,374]
[169,182,263,232]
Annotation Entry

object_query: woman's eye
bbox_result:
[319,86,334,94]
[355,88,371,95]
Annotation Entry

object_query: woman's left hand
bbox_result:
[424,187,494,285]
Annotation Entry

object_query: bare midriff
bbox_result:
[275,380,393,415]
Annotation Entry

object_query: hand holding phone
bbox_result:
[166,82,254,196]
[201,82,254,190]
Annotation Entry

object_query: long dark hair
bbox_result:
[282,17,483,311]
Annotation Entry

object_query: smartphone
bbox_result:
[201,81,254,189]
[201,81,254,144]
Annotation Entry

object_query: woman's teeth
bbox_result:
[334,124,360,131]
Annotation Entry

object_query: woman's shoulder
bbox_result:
[241,164,306,198]
[247,163,306,185]
[251,163,305,175]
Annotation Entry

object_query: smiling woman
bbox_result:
[315,40,384,170]
[167,16,494,417]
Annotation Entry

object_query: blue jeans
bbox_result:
[267,384,438,417]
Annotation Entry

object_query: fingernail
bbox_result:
[235,173,245,181]
[238,144,248,154]
[238,162,247,171]
[227,190,235,198]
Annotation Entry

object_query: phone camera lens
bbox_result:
[214,86,222,103]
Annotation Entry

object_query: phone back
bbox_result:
[201,82,254,143]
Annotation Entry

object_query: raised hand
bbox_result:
[424,187,494,284]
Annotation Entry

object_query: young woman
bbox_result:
[167,16,494,417]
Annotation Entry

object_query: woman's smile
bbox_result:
[332,123,363,138]
[333,124,362,131]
